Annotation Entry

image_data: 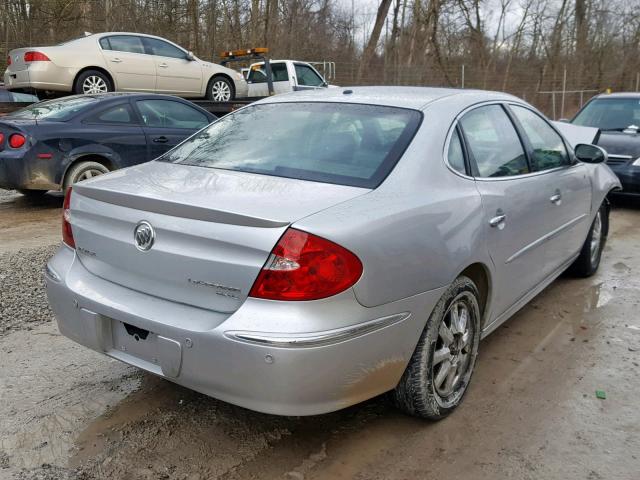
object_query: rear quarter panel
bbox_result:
[295,97,491,308]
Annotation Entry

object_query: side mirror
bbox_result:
[186,51,195,61]
[575,143,608,164]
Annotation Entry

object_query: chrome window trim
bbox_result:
[443,100,581,182]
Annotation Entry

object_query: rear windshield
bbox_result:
[573,98,640,131]
[159,102,422,188]
[7,96,98,120]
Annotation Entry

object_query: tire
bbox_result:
[568,202,609,277]
[393,276,481,420]
[206,76,234,102]
[63,161,109,191]
[73,70,113,95]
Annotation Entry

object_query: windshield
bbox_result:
[7,96,98,120]
[159,102,422,188]
[573,98,640,130]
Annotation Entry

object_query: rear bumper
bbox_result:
[4,63,75,92]
[45,246,446,415]
[0,150,59,190]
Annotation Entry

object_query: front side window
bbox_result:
[85,103,136,124]
[159,102,422,189]
[459,105,528,178]
[573,97,640,131]
[511,105,570,171]
[104,35,145,54]
[294,64,324,87]
[136,100,209,129]
[142,38,187,59]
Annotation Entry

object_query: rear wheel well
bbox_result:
[206,74,235,99]
[62,155,113,188]
[459,263,490,326]
[73,67,115,91]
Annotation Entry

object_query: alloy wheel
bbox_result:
[76,168,105,182]
[82,76,108,94]
[432,298,474,398]
[211,80,231,102]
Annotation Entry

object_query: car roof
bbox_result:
[48,92,196,102]
[257,86,519,110]
[592,92,640,99]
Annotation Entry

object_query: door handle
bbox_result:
[110,58,123,63]
[550,192,562,205]
[153,136,169,143]
[489,211,507,229]
[158,63,168,68]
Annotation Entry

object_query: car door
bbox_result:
[80,101,147,167]
[99,35,156,92]
[141,37,203,96]
[508,104,592,272]
[458,104,553,320]
[134,99,211,160]
[293,63,326,90]
[247,62,292,96]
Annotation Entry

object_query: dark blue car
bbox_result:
[572,93,640,198]
[0,93,215,196]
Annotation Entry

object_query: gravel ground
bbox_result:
[0,244,59,336]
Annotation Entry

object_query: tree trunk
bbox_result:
[358,0,393,82]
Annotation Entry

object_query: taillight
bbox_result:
[8,133,26,149]
[0,133,4,145]
[249,228,363,301]
[7,55,11,66]
[62,187,75,248]
[24,51,50,62]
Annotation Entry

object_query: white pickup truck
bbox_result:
[245,60,334,97]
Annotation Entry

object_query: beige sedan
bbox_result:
[3,33,248,101]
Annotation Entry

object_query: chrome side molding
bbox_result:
[225,312,411,348]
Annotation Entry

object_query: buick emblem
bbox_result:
[134,221,155,251]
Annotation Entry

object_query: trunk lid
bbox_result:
[70,161,369,313]
[8,47,46,72]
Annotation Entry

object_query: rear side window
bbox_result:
[159,102,422,189]
[248,63,288,83]
[510,105,570,171]
[142,38,186,59]
[85,104,136,124]
[295,64,324,87]
[104,36,145,54]
[136,100,209,129]
[447,129,466,174]
[459,105,528,178]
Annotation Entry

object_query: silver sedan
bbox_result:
[45,87,620,419]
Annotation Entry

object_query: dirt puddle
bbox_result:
[0,189,62,253]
